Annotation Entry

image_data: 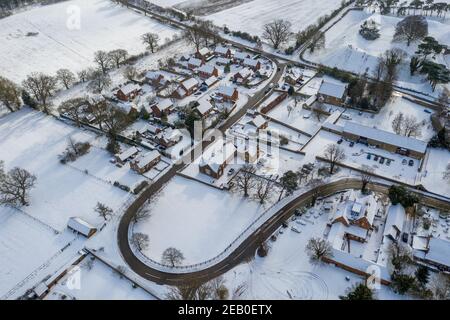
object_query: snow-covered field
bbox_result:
[0,108,132,231]
[133,175,271,264]
[304,10,450,96]
[0,0,178,82]
[205,0,343,36]
[45,257,154,300]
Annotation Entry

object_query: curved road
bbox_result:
[117,177,450,286]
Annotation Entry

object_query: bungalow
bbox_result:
[173,78,199,99]
[145,71,166,87]
[233,67,254,85]
[197,64,219,79]
[217,86,239,102]
[196,47,213,61]
[67,217,97,238]
[188,57,204,70]
[156,128,183,148]
[199,141,237,179]
[130,150,161,174]
[233,51,251,63]
[151,98,174,118]
[242,58,261,71]
[215,57,231,66]
[116,83,141,101]
[214,45,232,58]
[317,80,348,106]
[115,146,139,164]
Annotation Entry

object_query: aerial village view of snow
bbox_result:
[1,0,450,306]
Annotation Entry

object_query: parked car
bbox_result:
[386,159,391,166]
[379,157,385,164]
[374,155,379,161]
[349,141,355,147]
[303,113,311,119]
[337,139,343,144]
[402,233,409,243]
[424,109,432,114]
[367,153,371,160]
[228,168,235,176]
[402,159,407,165]
[194,91,202,96]
[408,159,414,166]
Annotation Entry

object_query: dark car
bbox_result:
[337,139,343,144]
[424,109,431,114]
[379,157,385,164]
[349,141,355,147]
[367,153,371,160]
[402,233,409,243]
[408,159,414,166]
[374,155,379,161]
[386,159,391,166]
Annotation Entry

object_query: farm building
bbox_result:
[67,217,97,238]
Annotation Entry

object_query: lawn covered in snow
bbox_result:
[133,175,271,264]
[205,0,343,37]
[0,108,132,231]
[0,0,178,82]
[422,148,450,197]
[304,10,450,96]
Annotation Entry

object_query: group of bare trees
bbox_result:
[166,276,229,300]
[184,21,219,52]
[391,112,422,138]
[0,76,22,112]
[0,161,37,207]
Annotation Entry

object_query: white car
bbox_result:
[303,113,311,119]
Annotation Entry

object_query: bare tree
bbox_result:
[255,178,273,204]
[95,202,113,220]
[133,207,151,223]
[123,65,138,82]
[234,164,257,197]
[323,144,346,174]
[308,178,324,206]
[141,33,160,53]
[22,72,57,113]
[0,76,21,112]
[0,167,37,206]
[108,49,129,68]
[89,70,111,93]
[56,68,76,89]
[58,97,87,127]
[312,101,326,121]
[93,50,111,74]
[392,112,405,135]
[393,15,428,46]
[77,69,91,83]
[360,165,374,193]
[403,115,422,138]
[305,237,333,264]
[162,247,185,267]
[166,276,228,300]
[131,232,149,251]
[184,25,205,52]
[262,19,292,49]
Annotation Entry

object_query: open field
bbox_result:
[0,0,178,82]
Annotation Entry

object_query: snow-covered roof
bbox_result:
[198,47,211,56]
[235,138,258,156]
[157,128,182,142]
[182,78,199,90]
[243,58,259,67]
[234,51,250,60]
[203,76,218,87]
[425,237,450,267]
[412,235,429,251]
[188,57,203,67]
[318,80,347,99]
[215,46,230,55]
[200,141,236,173]
[198,64,216,74]
[247,115,267,128]
[216,57,231,65]
[196,100,214,116]
[145,71,163,80]
[157,98,173,111]
[119,83,140,95]
[218,86,237,97]
[116,146,138,162]
[383,205,406,238]
[67,217,96,237]
[343,122,428,154]
[236,67,253,79]
[134,150,160,169]
[303,94,317,107]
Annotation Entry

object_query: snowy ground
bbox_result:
[421,148,450,197]
[0,108,132,231]
[222,204,406,300]
[304,10,450,97]
[205,0,343,37]
[336,93,436,142]
[133,175,272,265]
[0,0,179,82]
[45,256,154,300]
